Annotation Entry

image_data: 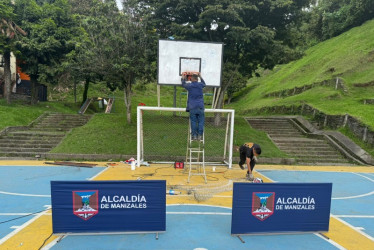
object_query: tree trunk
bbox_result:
[3,51,11,104]
[124,83,132,124]
[214,88,226,126]
[82,77,90,105]
[30,75,39,105]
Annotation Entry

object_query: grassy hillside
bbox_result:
[229,19,374,128]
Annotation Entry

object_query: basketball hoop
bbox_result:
[182,71,200,81]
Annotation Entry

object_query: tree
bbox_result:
[138,0,311,113]
[0,0,26,104]
[63,0,105,104]
[306,0,374,41]
[81,0,155,124]
[14,0,80,104]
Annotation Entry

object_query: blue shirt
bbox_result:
[181,78,206,111]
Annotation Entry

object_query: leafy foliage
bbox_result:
[306,0,374,41]
[13,0,80,102]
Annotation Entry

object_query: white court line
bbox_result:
[314,233,345,249]
[0,210,48,246]
[332,190,374,200]
[334,215,374,218]
[167,212,231,215]
[352,172,374,183]
[89,166,110,180]
[167,194,232,198]
[0,213,52,216]
[0,213,34,216]
[167,203,231,210]
[1,167,108,249]
[0,191,50,197]
[331,215,374,242]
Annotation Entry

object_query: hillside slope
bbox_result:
[229,19,374,129]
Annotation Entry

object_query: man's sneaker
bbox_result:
[197,135,203,141]
[239,163,244,170]
[246,173,254,181]
[192,135,198,141]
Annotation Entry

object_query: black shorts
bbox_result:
[239,145,255,171]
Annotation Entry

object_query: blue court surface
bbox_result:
[256,170,374,240]
[0,165,373,249]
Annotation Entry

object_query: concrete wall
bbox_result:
[244,104,374,146]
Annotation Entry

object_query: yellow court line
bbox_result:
[0,162,373,249]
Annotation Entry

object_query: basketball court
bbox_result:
[1,40,373,249]
[0,161,373,249]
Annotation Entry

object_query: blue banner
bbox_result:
[51,180,166,234]
[231,183,332,235]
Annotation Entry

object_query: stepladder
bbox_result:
[186,121,207,184]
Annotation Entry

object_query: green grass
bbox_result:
[0,99,80,130]
[229,19,374,129]
[50,113,136,154]
[227,19,374,157]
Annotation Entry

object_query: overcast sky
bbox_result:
[115,0,123,10]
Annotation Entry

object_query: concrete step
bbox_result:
[281,148,339,154]
[275,143,332,149]
[258,128,301,133]
[1,135,64,141]
[0,152,45,157]
[286,152,344,157]
[0,147,51,153]
[268,133,305,137]
[272,138,325,143]
[29,127,75,132]
[7,131,65,136]
[0,139,59,145]
[0,143,55,148]
[296,158,350,164]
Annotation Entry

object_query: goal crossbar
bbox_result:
[137,106,235,168]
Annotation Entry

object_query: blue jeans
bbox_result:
[190,108,205,137]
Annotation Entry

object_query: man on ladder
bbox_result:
[181,72,206,140]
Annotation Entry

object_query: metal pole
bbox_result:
[229,110,235,169]
[137,106,141,167]
[173,86,177,116]
[157,84,161,107]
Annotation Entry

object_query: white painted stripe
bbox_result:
[167,194,232,198]
[314,233,345,249]
[334,215,374,218]
[256,170,276,182]
[167,204,232,210]
[10,226,20,229]
[0,211,48,245]
[43,236,62,250]
[355,227,365,230]
[0,191,50,197]
[352,172,374,182]
[332,190,374,200]
[89,166,110,180]
[0,213,35,216]
[167,212,231,215]
[331,215,374,242]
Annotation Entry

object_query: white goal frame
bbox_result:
[137,106,235,168]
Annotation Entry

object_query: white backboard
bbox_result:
[158,40,223,87]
